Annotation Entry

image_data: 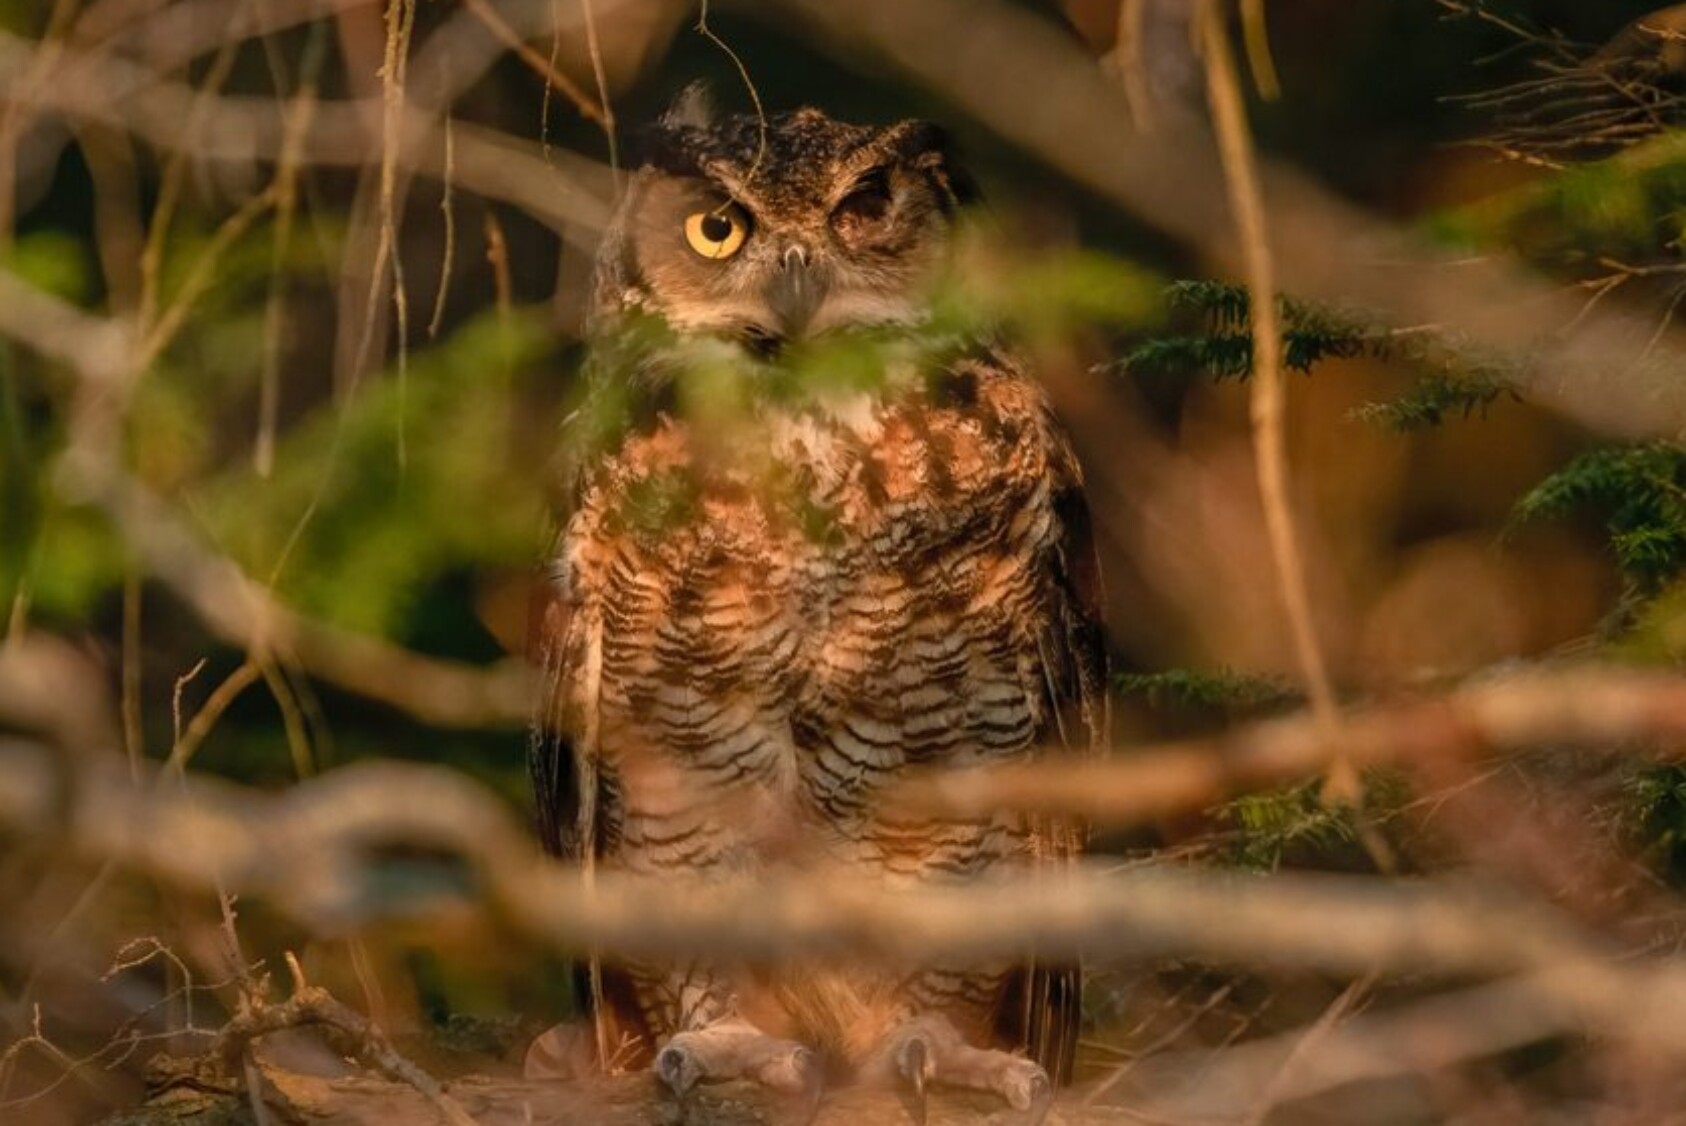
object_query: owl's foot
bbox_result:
[654,1017,823,1123]
[522,1019,598,1081]
[867,1014,1053,1126]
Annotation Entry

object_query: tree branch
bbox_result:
[771,0,1686,440]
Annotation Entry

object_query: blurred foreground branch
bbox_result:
[8,662,1686,1062]
[0,265,532,728]
[0,28,612,236]
[899,663,1686,824]
[773,0,1686,439]
[128,1065,1148,1125]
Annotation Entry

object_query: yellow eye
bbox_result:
[684,206,749,259]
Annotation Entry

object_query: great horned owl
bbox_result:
[530,95,1107,1123]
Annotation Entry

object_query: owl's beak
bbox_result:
[766,242,824,340]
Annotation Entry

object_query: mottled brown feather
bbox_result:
[530,105,1106,1082]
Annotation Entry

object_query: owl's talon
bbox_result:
[869,1015,1056,1123]
[895,1035,930,1126]
[654,1020,821,1123]
[656,1043,703,1099]
[1004,1071,1054,1126]
[791,1046,825,1126]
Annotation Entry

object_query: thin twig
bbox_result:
[427,106,455,339]
[580,0,619,185]
[256,19,326,477]
[370,0,416,470]
[1239,973,1372,1126]
[697,0,768,187]
[136,0,251,334]
[896,663,1686,825]
[120,564,144,785]
[163,661,263,777]
[0,29,614,234]
[461,0,607,126]
[1197,0,1357,807]
[216,971,478,1126]
[1239,0,1280,100]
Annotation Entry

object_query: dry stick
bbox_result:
[1197,0,1359,809]
[163,661,264,777]
[1080,981,1238,1106]
[216,954,479,1126]
[170,659,208,759]
[580,0,620,184]
[485,209,514,328]
[896,664,1686,825]
[1111,0,1157,134]
[0,30,613,236]
[78,124,147,317]
[108,466,531,729]
[0,0,79,250]
[1239,0,1280,100]
[260,658,317,781]
[83,0,365,70]
[539,0,562,162]
[1238,973,1371,1126]
[370,0,416,470]
[427,106,456,338]
[120,566,144,786]
[1,262,528,729]
[0,1003,124,1110]
[137,185,282,372]
[256,23,326,477]
[163,657,254,1054]
[1120,976,1571,1119]
[262,2,419,705]
[136,0,251,333]
[16,653,244,1092]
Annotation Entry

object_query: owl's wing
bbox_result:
[1000,473,1110,1085]
[528,554,655,1068]
[527,570,580,858]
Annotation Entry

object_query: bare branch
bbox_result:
[0,265,532,729]
[217,981,478,1126]
[4,705,1686,1062]
[0,29,612,235]
[770,0,1686,439]
[1197,0,1353,804]
[897,664,1686,825]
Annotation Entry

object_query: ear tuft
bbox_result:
[896,121,981,211]
[662,82,716,131]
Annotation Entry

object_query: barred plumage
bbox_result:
[530,99,1106,1116]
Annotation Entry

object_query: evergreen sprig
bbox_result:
[1511,441,1686,593]
[1349,370,1514,431]
[1116,667,1302,715]
[1129,282,1372,379]
[1123,282,1520,430]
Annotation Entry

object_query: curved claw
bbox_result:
[895,1035,931,1126]
[792,1046,825,1126]
[1018,1071,1054,1126]
[656,1042,703,1101]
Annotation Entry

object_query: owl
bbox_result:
[530,94,1107,1124]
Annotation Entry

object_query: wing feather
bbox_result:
[999,473,1109,1084]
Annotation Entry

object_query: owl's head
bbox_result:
[591,97,975,350]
